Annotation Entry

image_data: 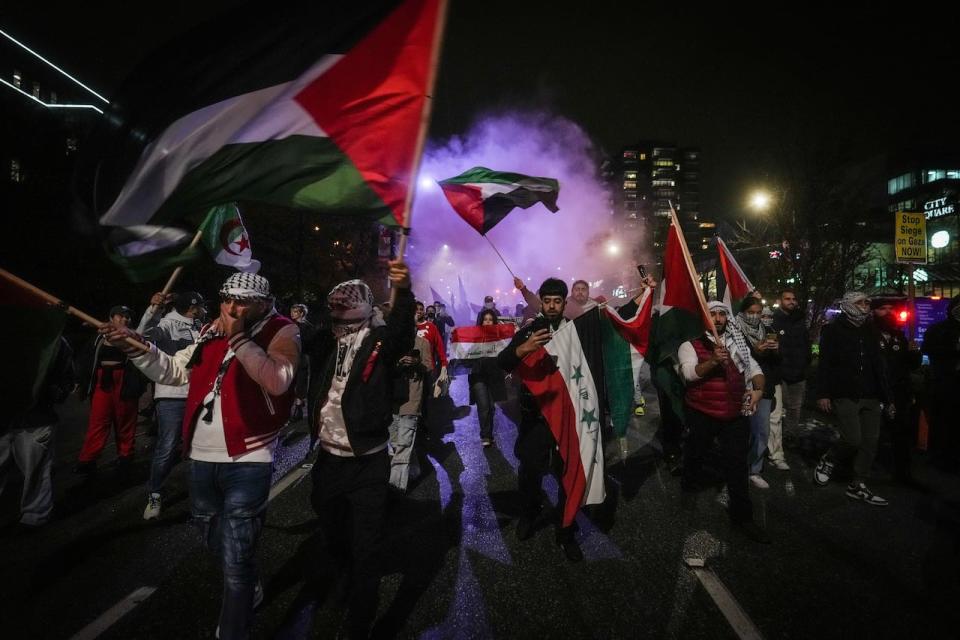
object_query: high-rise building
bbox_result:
[613,141,711,253]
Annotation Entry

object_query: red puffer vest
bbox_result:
[684,336,746,420]
[182,315,295,456]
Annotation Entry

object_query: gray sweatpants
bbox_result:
[0,424,55,525]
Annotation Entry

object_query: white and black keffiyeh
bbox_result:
[328,279,377,338]
[736,310,766,347]
[708,300,752,371]
[220,272,271,300]
[840,291,869,327]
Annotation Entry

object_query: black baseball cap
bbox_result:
[109,305,132,319]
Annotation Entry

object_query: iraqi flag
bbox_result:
[601,289,654,438]
[89,0,443,232]
[649,220,712,421]
[449,324,515,360]
[716,236,756,312]
[438,167,560,234]
[514,310,606,527]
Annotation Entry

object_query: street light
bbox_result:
[749,190,772,212]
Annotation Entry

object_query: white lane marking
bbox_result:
[685,560,765,640]
[268,466,309,503]
[70,586,157,640]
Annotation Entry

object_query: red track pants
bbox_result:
[78,368,138,462]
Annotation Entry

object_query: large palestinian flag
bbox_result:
[438,167,560,234]
[649,220,711,420]
[716,236,756,313]
[91,0,443,237]
[602,289,654,438]
[449,324,515,360]
[513,310,606,527]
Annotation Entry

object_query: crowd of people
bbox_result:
[2,257,959,639]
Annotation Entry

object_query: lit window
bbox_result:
[887,172,915,194]
[947,170,960,179]
[10,159,22,183]
[624,192,638,200]
[639,153,646,160]
[924,170,947,183]
[623,180,637,189]
[654,159,674,167]
[13,70,22,88]
[623,171,638,180]
[623,150,637,159]
[652,179,675,187]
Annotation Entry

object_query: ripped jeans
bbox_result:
[190,461,272,640]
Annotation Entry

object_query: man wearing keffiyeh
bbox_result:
[308,260,414,639]
[99,271,301,639]
[814,291,893,506]
[677,300,770,543]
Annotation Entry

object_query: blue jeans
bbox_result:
[470,378,494,440]
[147,399,185,495]
[191,461,272,640]
[748,398,773,474]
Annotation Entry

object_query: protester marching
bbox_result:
[3,1,960,639]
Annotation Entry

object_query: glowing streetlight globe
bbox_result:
[606,242,620,256]
[749,191,771,211]
[931,230,950,249]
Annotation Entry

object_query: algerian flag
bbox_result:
[449,324,515,360]
[601,288,654,438]
[716,236,756,312]
[438,167,560,234]
[514,309,606,528]
[198,204,260,273]
[92,0,443,232]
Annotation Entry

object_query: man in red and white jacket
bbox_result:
[101,272,299,640]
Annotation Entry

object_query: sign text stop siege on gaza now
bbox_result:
[894,211,927,264]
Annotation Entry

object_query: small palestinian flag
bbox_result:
[450,324,515,360]
[716,236,756,312]
[514,309,605,527]
[91,0,443,232]
[601,288,654,438]
[438,167,560,234]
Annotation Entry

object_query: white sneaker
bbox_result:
[143,493,162,520]
[846,482,888,506]
[749,474,770,489]
[769,459,791,471]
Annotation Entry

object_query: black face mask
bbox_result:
[875,313,898,332]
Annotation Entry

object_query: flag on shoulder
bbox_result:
[513,310,605,528]
[716,236,755,311]
[649,221,711,421]
[601,289,654,438]
[450,324,515,360]
[90,0,443,232]
[438,167,560,234]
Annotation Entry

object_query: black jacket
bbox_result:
[4,337,75,433]
[308,288,415,456]
[497,316,554,428]
[771,308,810,383]
[749,341,782,399]
[78,335,147,401]
[816,315,892,403]
[877,323,921,396]
[922,298,960,389]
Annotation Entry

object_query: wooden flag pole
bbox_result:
[668,202,721,343]
[159,227,205,297]
[482,234,517,278]
[391,0,449,304]
[0,267,150,352]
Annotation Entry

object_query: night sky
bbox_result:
[4,1,959,218]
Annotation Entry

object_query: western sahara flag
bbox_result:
[602,289,654,438]
[650,221,711,421]
[450,324,515,360]
[514,310,606,528]
[716,236,755,312]
[438,167,560,234]
[91,0,442,231]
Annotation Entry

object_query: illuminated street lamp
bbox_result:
[749,190,772,212]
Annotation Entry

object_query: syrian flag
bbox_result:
[438,167,560,234]
[649,220,712,421]
[89,0,443,233]
[514,310,606,527]
[449,324,515,360]
[601,288,654,438]
[716,236,755,312]
[198,204,260,273]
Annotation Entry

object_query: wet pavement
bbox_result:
[2,373,960,639]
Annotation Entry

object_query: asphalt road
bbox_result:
[2,373,960,639]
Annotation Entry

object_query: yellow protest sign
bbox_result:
[894,211,927,263]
